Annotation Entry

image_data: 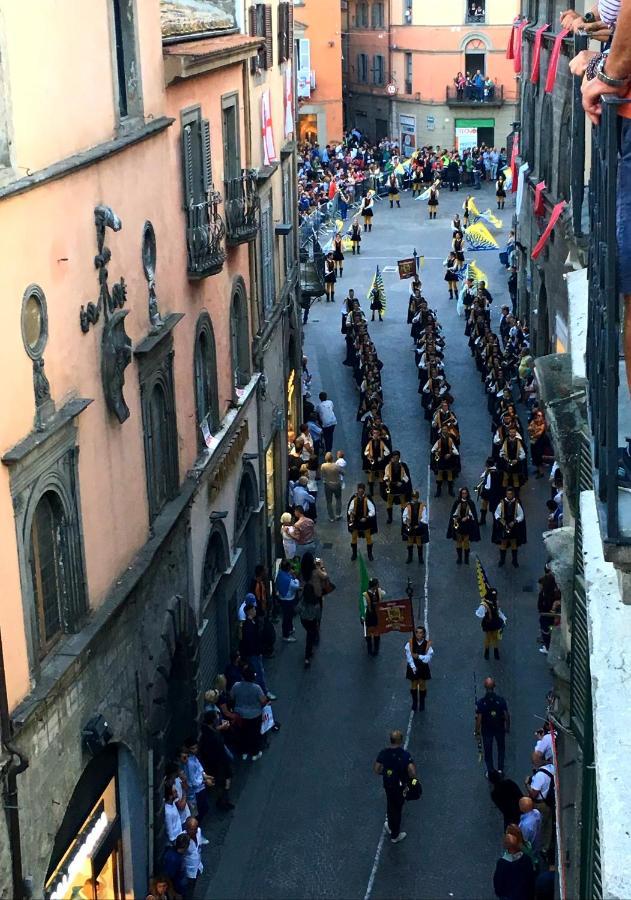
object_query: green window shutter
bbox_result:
[182,123,195,208]
[201,118,212,195]
[278,2,287,64]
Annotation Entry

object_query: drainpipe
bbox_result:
[388,0,394,140]
[0,630,29,900]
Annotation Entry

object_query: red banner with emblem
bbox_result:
[366,597,414,636]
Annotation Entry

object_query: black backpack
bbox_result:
[382,748,409,791]
[535,766,556,809]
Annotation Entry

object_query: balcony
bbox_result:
[185,193,226,279]
[586,96,631,548]
[465,3,485,23]
[446,84,504,107]
[225,171,260,246]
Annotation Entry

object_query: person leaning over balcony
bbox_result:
[578,0,631,394]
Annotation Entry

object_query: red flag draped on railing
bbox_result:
[545,28,570,94]
[530,24,550,83]
[533,181,546,216]
[506,17,521,59]
[531,201,566,259]
[514,20,530,74]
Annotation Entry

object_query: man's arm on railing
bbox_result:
[582,0,631,124]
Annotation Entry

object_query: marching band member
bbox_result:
[492,487,527,568]
[401,490,429,564]
[405,625,433,710]
[446,486,480,565]
[430,426,460,497]
[383,450,412,523]
[347,482,378,561]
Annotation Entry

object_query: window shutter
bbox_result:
[201,118,212,195]
[249,5,260,73]
[287,3,294,61]
[278,2,287,64]
[264,4,273,69]
[182,124,195,208]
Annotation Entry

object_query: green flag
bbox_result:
[358,551,369,618]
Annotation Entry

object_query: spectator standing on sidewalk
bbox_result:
[231,666,267,761]
[493,832,535,900]
[316,392,338,452]
[161,833,190,898]
[239,601,277,700]
[320,451,344,521]
[289,506,317,559]
[276,559,300,641]
[374,730,417,844]
[182,817,204,899]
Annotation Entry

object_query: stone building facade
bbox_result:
[516,2,631,896]
[0,0,298,896]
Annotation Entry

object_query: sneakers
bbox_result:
[241,753,249,761]
[329,517,335,522]
[266,691,278,701]
[390,832,407,844]
[283,636,297,642]
[251,752,263,761]
[384,821,391,835]
[539,646,549,654]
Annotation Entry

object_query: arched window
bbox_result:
[539,94,554,189]
[202,528,229,599]
[147,382,177,515]
[194,313,219,445]
[230,286,250,390]
[29,491,67,656]
[558,102,571,201]
[465,38,486,77]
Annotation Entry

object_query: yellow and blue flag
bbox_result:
[367,265,388,316]
[479,209,503,230]
[465,222,499,250]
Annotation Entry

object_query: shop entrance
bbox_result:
[298,113,318,144]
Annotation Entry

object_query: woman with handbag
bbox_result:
[300,553,334,645]
[296,582,321,668]
[405,626,433,711]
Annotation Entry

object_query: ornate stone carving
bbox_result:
[79,206,132,423]
[21,284,55,430]
[142,220,163,332]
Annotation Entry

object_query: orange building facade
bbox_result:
[345,0,520,149]
[294,0,344,145]
[0,1,299,896]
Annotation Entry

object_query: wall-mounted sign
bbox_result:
[426,115,435,131]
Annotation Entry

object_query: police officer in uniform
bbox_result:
[475,676,510,775]
[401,490,429,564]
[347,482,378,561]
[383,450,412,523]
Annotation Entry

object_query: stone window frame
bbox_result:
[107,0,145,129]
[136,327,180,523]
[194,311,220,447]
[4,414,89,676]
[230,277,251,393]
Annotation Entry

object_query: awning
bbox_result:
[455,118,495,128]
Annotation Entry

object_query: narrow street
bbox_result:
[198,183,552,899]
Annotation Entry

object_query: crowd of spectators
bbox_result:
[453,70,499,102]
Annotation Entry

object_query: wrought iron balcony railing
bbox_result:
[586,96,631,544]
[465,11,486,23]
[446,84,504,106]
[186,193,226,279]
[225,171,260,245]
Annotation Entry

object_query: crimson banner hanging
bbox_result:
[533,181,546,216]
[513,20,530,74]
[506,17,520,60]
[531,201,566,260]
[509,134,520,193]
[545,29,570,94]
[530,24,550,84]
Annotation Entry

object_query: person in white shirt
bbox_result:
[404,626,434,711]
[280,512,297,559]
[165,763,191,825]
[526,753,555,854]
[182,816,204,894]
[316,392,338,452]
[164,782,184,844]
[533,728,554,765]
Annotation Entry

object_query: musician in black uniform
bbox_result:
[363,428,390,496]
[499,424,528,490]
[401,490,429,564]
[351,215,362,254]
[363,578,385,656]
[477,456,503,525]
[405,626,433,711]
[492,487,527,568]
[431,399,459,446]
[332,231,345,278]
[347,482,378,561]
[428,182,439,220]
[387,172,401,209]
[446,486,480,565]
[383,450,412,523]
[430,426,460,496]
[324,251,336,303]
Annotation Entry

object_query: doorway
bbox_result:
[298,113,318,144]
[477,126,495,147]
[375,117,388,142]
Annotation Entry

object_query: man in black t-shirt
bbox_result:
[374,730,416,844]
[475,677,510,775]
